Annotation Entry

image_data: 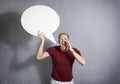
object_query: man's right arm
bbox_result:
[36,32,50,60]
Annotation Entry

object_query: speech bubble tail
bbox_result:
[45,33,56,44]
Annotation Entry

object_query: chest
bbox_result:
[51,50,75,65]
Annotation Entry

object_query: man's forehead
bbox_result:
[60,34,68,38]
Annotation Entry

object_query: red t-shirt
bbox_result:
[46,46,81,82]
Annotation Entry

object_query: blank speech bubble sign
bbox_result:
[21,5,60,44]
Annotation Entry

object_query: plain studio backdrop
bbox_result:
[0,0,120,84]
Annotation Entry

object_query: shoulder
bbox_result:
[46,46,59,52]
[73,47,81,55]
[47,46,59,50]
[45,46,60,56]
[73,47,79,51]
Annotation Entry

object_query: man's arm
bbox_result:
[67,40,86,65]
[71,50,86,65]
[36,32,49,60]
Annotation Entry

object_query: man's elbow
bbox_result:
[82,61,86,66]
[36,55,43,60]
[80,60,86,66]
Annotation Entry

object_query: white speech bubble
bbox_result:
[21,5,60,44]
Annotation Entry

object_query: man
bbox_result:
[36,32,86,84]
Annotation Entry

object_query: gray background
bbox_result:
[0,0,120,84]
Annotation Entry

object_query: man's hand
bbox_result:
[66,39,86,65]
[66,39,74,52]
[38,31,45,41]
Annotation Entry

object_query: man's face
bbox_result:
[59,34,69,52]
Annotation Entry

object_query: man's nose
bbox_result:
[62,40,67,42]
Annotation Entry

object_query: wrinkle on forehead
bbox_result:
[60,34,69,40]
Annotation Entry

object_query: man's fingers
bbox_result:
[38,31,45,35]
[66,39,70,45]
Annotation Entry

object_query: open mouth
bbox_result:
[61,42,67,50]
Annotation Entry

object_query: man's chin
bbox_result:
[60,47,68,52]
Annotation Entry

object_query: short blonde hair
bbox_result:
[58,32,69,43]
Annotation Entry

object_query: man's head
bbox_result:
[58,32,69,52]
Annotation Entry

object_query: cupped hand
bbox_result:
[66,39,73,51]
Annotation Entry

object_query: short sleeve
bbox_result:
[73,48,81,56]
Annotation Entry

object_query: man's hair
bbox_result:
[58,32,69,40]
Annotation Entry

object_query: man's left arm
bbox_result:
[67,40,86,65]
[71,49,86,65]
